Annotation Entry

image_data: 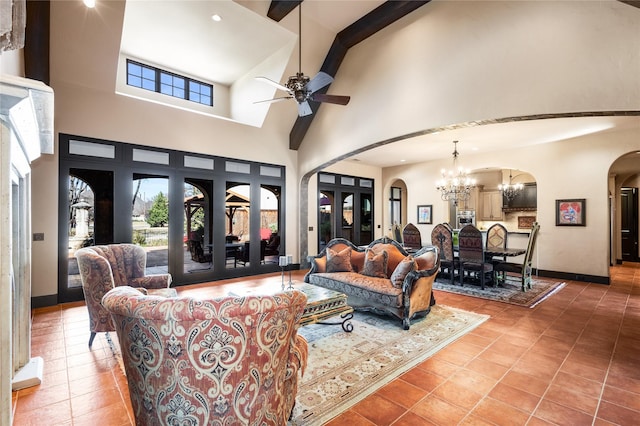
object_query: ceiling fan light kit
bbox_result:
[254,4,350,117]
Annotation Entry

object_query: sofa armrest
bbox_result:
[129,273,172,289]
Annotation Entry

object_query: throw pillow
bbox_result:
[326,246,353,273]
[390,255,416,288]
[361,248,388,278]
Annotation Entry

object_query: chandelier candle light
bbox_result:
[498,169,524,201]
[436,141,477,206]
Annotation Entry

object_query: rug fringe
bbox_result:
[530,282,566,308]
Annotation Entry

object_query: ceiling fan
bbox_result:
[254,4,350,117]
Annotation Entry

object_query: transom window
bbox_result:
[127,60,213,107]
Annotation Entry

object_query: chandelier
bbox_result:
[436,141,477,206]
[498,169,524,201]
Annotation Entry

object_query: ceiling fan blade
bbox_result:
[255,76,290,92]
[297,101,313,117]
[306,71,334,94]
[311,93,351,105]
[253,96,292,104]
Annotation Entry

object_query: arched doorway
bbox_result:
[609,152,640,264]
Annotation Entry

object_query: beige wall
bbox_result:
[298,1,640,280]
[23,0,640,298]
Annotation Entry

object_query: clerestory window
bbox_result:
[127,59,213,107]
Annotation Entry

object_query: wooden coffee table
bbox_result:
[229,282,354,332]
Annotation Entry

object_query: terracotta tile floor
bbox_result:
[12,264,640,425]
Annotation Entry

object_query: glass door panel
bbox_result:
[183,178,213,273]
[319,191,334,251]
[132,174,169,275]
[261,184,281,264]
[65,170,111,294]
[226,182,251,268]
[359,193,373,246]
[341,192,354,243]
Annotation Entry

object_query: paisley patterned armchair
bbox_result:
[76,244,172,347]
[102,286,308,426]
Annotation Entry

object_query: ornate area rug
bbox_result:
[289,305,489,425]
[434,276,566,308]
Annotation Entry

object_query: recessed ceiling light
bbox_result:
[211,14,222,22]
[400,159,406,162]
[83,0,96,8]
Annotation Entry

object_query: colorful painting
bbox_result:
[417,205,433,224]
[556,199,586,226]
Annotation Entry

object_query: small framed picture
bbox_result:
[417,205,433,224]
[556,199,586,226]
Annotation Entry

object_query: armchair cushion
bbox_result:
[102,286,308,426]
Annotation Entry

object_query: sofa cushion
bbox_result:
[326,246,353,273]
[361,248,388,278]
[390,255,416,288]
[308,272,403,308]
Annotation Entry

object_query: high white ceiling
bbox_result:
[118,0,639,171]
[120,0,384,85]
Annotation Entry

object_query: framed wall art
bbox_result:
[417,205,433,224]
[556,199,586,226]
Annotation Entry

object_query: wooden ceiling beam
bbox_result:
[267,1,302,22]
[289,1,431,150]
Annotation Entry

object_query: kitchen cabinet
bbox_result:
[481,191,504,220]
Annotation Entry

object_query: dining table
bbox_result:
[484,247,526,258]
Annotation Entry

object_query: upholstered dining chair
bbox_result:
[494,222,540,291]
[76,244,172,347]
[402,223,422,250]
[430,223,459,285]
[458,225,494,289]
[102,286,309,426]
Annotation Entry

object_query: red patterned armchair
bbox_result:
[76,244,172,347]
[102,286,308,426]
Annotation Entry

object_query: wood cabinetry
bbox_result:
[480,191,504,220]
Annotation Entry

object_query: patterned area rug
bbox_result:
[290,305,489,425]
[434,276,566,307]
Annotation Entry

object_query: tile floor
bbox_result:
[12,264,640,425]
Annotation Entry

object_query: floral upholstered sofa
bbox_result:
[102,286,308,425]
[305,237,439,329]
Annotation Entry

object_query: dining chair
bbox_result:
[494,222,540,291]
[458,225,493,289]
[430,223,459,285]
[402,223,422,250]
[392,223,403,245]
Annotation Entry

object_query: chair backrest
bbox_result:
[524,222,540,267]
[76,243,171,336]
[458,224,485,263]
[431,223,455,262]
[402,223,422,249]
[102,286,309,426]
[392,223,403,244]
[486,223,508,250]
[187,239,209,263]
